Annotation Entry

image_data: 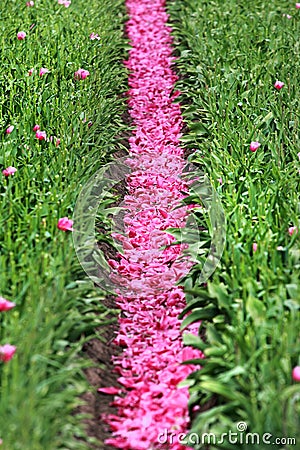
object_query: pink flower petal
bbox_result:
[98,387,120,394]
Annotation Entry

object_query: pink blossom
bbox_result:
[56,138,61,147]
[33,124,40,132]
[90,33,100,40]
[26,1,34,6]
[0,344,16,363]
[0,297,16,312]
[249,141,261,152]
[292,366,300,381]
[217,177,223,185]
[17,31,26,40]
[39,67,49,77]
[252,242,258,252]
[282,14,292,19]
[35,130,46,140]
[6,125,14,134]
[57,217,73,231]
[74,68,90,80]
[58,0,71,7]
[88,121,93,128]
[2,166,17,177]
[296,3,300,9]
[288,226,298,236]
[274,80,284,90]
[28,68,35,76]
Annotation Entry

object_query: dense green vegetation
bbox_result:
[0,1,127,448]
[168,0,300,448]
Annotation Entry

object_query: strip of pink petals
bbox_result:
[101,1,202,449]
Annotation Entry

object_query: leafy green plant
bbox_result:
[168,0,300,447]
[0,0,127,448]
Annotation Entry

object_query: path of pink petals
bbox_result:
[100,0,202,448]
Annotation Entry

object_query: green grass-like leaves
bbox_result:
[0,0,127,448]
[168,0,300,447]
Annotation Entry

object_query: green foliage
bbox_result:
[168,0,300,447]
[0,0,127,448]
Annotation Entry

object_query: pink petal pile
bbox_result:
[101,1,202,448]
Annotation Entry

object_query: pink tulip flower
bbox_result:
[0,344,16,363]
[17,31,26,40]
[296,3,300,9]
[274,80,284,90]
[35,130,46,140]
[57,217,73,231]
[292,366,300,381]
[249,141,261,152]
[288,226,298,236]
[0,297,16,312]
[2,166,17,177]
[74,68,90,80]
[58,0,71,6]
[90,33,100,40]
[39,67,49,77]
[6,125,14,134]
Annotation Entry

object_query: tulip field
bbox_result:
[0,0,300,449]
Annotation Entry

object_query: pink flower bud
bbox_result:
[90,33,100,40]
[35,130,46,140]
[0,344,16,363]
[252,243,258,252]
[58,0,71,7]
[2,166,17,177]
[33,124,40,131]
[74,68,90,80]
[249,141,261,152]
[28,68,35,76]
[39,67,49,77]
[26,1,34,6]
[57,217,73,231]
[292,366,300,381]
[0,297,16,311]
[17,31,26,40]
[296,3,300,9]
[274,80,284,90]
[6,125,14,134]
[288,226,298,236]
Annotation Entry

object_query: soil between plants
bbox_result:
[75,295,122,450]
